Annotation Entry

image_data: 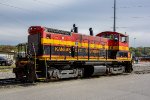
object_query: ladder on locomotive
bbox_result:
[31,43,48,81]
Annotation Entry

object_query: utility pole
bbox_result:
[113,0,116,32]
[134,38,136,48]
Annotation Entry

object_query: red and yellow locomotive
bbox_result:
[13,25,132,82]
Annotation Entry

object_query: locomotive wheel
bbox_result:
[26,63,36,83]
[15,72,24,82]
[14,67,26,82]
[125,63,133,73]
[83,65,94,77]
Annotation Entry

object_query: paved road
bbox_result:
[0,74,150,100]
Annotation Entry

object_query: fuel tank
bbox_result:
[92,66,107,76]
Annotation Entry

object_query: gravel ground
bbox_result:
[133,62,150,74]
[0,69,15,79]
[1,72,150,100]
[0,62,150,100]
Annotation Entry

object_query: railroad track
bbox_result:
[0,73,131,89]
[0,78,37,88]
[0,78,19,88]
[0,72,148,89]
[134,70,150,74]
[0,78,16,84]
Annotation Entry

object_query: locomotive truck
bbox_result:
[13,25,133,82]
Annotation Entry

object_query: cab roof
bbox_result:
[96,31,128,37]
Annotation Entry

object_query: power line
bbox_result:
[0,0,67,12]
[0,1,59,19]
[0,2,29,11]
[32,0,66,9]
[0,14,28,27]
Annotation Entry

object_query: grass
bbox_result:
[0,65,15,72]
[0,69,12,72]
[0,65,15,69]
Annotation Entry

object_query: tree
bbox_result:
[0,45,16,52]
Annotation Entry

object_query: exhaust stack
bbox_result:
[73,24,78,33]
[89,28,93,36]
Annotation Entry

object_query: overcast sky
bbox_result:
[0,0,150,47]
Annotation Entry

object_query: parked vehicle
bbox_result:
[0,56,13,66]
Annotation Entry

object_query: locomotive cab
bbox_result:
[16,43,28,59]
[96,31,130,60]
